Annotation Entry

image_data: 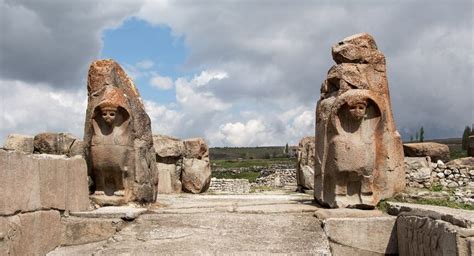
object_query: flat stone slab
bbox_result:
[71,206,148,220]
[387,201,474,228]
[48,192,331,255]
[314,208,386,219]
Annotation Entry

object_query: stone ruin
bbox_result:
[84,59,158,205]
[296,136,315,191]
[314,33,405,208]
[154,135,211,194]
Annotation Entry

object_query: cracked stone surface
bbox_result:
[49,192,331,255]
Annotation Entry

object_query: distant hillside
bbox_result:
[210,146,297,160]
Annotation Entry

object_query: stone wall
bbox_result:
[208,178,251,194]
[0,149,90,255]
[405,157,474,189]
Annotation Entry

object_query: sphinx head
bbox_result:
[348,99,367,121]
[99,102,118,125]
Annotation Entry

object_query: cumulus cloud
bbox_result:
[149,73,174,90]
[0,80,87,142]
[137,0,473,141]
[1,0,472,146]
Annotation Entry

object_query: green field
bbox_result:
[210,146,296,160]
[212,157,296,169]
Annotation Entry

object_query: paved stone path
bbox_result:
[49,192,331,255]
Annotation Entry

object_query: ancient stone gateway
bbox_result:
[314,33,405,208]
[84,59,158,204]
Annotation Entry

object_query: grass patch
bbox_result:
[377,200,390,213]
[413,198,474,210]
[429,184,444,192]
[378,195,474,212]
[450,148,468,160]
[212,171,260,183]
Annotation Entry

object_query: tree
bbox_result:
[462,126,471,150]
[285,143,289,155]
[415,132,419,141]
[419,126,424,142]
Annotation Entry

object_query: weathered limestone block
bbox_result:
[403,142,450,162]
[182,158,211,193]
[322,216,398,255]
[296,136,315,190]
[0,150,89,215]
[0,210,62,256]
[34,132,83,156]
[156,163,179,194]
[60,217,124,246]
[3,133,34,153]
[397,216,471,256]
[315,33,405,208]
[84,59,158,204]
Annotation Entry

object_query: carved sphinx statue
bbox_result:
[314,33,405,208]
[84,59,157,204]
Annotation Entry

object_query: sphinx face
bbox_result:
[349,102,367,121]
[101,109,117,125]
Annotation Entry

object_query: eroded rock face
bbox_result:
[403,142,450,162]
[314,33,405,208]
[84,59,157,204]
[296,136,315,190]
[33,132,83,156]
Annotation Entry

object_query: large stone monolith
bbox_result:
[296,136,315,191]
[84,59,157,204]
[314,33,405,208]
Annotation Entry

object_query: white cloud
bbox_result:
[144,100,183,136]
[136,59,154,69]
[175,70,231,114]
[149,73,174,90]
[0,80,87,142]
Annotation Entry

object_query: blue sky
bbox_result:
[0,1,472,146]
[101,18,188,105]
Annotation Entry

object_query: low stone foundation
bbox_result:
[208,178,251,194]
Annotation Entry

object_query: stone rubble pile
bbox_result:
[405,157,474,189]
[252,168,296,188]
[208,178,251,194]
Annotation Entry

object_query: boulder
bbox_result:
[153,134,184,158]
[3,133,34,153]
[181,158,211,193]
[296,136,315,190]
[83,59,158,204]
[315,33,405,208]
[34,132,81,156]
[403,142,450,162]
[184,138,209,159]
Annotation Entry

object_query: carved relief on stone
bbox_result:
[314,33,405,208]
[84,59,157,204]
